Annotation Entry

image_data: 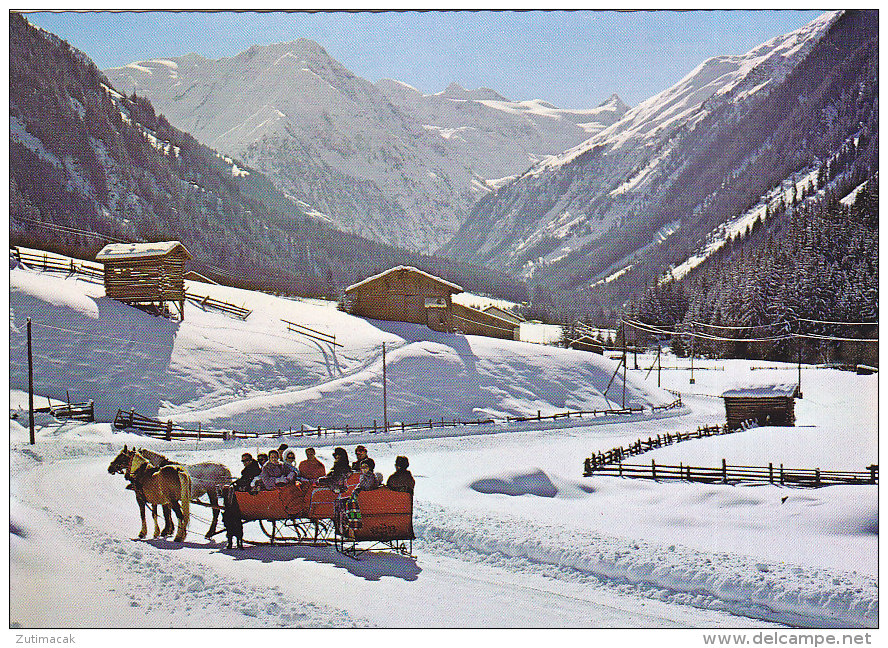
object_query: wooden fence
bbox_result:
[281,318,341,347]
[113,409,258,440]
[584,423,739,473]
[185,292,252,320]
[34,400,94,422]
[114,395,682,443]
[12,247,104,280]
[587,459,878,487]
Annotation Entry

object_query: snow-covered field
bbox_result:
[7,261,879,632]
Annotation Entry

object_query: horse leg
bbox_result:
[169,500,185,542]
[206,491,220,539]
[137,497,148,539]
[160,505,174,537]
[150,504,161,538]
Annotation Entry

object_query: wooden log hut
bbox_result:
[344,266,463,333]
[96,241,191,320]
[721,384,799,430]
[343,266,520,339]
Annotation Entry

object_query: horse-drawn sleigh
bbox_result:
[233,472,415,558]
[108,447,415,559]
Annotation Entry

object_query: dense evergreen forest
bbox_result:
[630,173,878,365]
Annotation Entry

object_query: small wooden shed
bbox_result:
[722,384,799,430]
[96,241,191,320]
[568,336,605,354]
[481,305,524,326]
[344,266,464,332]
[452,302,520,340]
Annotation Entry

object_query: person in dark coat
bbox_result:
[233,452,261,491]
[354,458,381,493]
[320,447,352,492]
[351,445,371,470]
[386,456,415,494]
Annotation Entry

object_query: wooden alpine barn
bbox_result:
[721,385,799,430]
[96,241,192,320]
[344,266,463,333]
[343,266,520,340]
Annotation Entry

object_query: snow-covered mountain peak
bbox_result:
[530,10,840,176]
[598,93,629,112]
[438,82,510,102]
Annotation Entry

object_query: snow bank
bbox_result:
[470,468,558,497]
[415,502,878,628]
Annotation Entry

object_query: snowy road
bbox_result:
[11,447,775,628]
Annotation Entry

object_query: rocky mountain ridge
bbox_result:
[105,40,626,253]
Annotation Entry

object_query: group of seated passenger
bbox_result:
[232,443,414,495]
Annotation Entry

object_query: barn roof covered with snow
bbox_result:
[721,384,799,398]
[345,266,463,294]
[96,241,191,261]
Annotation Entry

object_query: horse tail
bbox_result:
[179,468,192,533]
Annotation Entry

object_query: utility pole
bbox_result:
[657,343,662,388]
[633,328,638,369]
[382,342,388,433]
[621,322,627,408]
[797,336,802,398]
[27,318,35,445]
[689,327,696,385]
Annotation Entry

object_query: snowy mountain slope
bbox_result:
[376,79,629,183]
[9,15,530,303]
[445,11,842,280]
[104,41,623,254]
[9,262,675,429]
[105,40,472,253]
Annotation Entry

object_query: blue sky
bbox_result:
[24,10,827,108]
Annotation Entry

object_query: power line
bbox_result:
[10,215,129,243]
[797,317,878,326]
[687,320,789,331]
[623,318,876,344]
[24,321,176,349]
[796,332,880,343]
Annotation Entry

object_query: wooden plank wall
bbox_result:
[724,396,795,430]
[346,270,455,327]
[103,252,187,303]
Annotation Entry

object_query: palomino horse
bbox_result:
[108,446,232,538]
[134,448,231,539]
[126,449,192,542]
[109,446,175,537]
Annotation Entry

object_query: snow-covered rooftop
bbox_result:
[722,384,799,398]
[345,266,463,294]
[95,241,191,261]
